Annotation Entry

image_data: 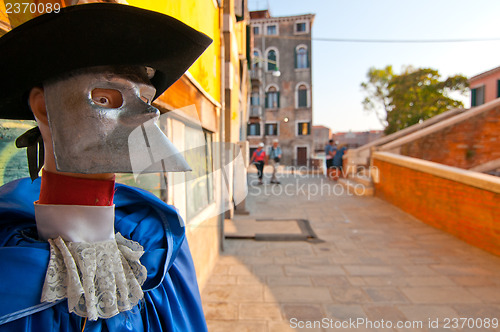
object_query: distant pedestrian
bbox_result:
[324,139,337,169]
[267,139,282,184]
[333,144,347,174]
[250,142,266,185]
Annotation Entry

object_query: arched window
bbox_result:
[297,84,308,107]
[295,46,308,69]
[265,86,279,109]
[267,49,277,71]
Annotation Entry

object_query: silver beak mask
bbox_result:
[42,66,191,175]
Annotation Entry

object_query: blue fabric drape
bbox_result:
[0,178,207,332]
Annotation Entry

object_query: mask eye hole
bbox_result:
[91,88,123,108]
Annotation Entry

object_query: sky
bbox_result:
[249,0,500,133]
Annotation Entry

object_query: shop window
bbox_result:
[184,127,214,220]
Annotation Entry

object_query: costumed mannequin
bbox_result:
[0,3,212,331]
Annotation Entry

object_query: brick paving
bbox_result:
[201,168,500,331]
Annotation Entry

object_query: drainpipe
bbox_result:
[218,1,226,251]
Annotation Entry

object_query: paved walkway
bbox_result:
[201,168,500,331]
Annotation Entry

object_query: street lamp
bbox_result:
[252,57,280,77]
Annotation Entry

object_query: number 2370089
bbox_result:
[5,2,61,14]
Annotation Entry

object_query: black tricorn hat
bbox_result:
[0,3,213,120]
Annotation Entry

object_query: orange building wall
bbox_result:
[373,158,500,256]
[400,105,500,169]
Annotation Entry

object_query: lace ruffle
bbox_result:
[41,233,147,321]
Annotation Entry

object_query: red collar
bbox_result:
[38,169,115,206]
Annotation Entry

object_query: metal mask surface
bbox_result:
[43,66,191,174]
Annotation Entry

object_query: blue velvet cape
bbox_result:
[0,178,208,332]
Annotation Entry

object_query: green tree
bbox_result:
[361,65,469,134]
[360,65,395,127]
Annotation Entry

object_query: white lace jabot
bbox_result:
[34,204,147,321]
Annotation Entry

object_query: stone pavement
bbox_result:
[201,167,500,332]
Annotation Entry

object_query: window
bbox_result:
[471,86,485,107]
[265,86,279,108]
[298,85,308,107]
[296,22,306,33]
[267,49,277,71]
[294,21,309,34]
[265,123,278,136]
[247,123,261,136]
[266,24,277,35]
[497,80,500,98]
[253,26,260,35]
[295,46,308,69]
[297,122,311,136]
[184,127,214,220]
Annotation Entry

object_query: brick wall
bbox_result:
[400,105,500,169]
[373,154,500,256]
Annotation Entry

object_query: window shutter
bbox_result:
[471,88,477,107]
[307,49,310,68]
[298,88,307,107]
[246,25,251,69]
[294,48,297,68]
[265,92,269,108]
[277,91,280,108]
[497,80,500,98]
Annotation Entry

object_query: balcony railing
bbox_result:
[249,106,262,118]
[250,68,262,81]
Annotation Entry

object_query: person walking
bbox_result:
[267,139,282,184]
[324,139,337,169]
[333,144,347,176]
[250,143,266,185]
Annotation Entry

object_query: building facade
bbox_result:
[248,10,314,166]
[334,130,383,149]
[469,65,500,107]
[312,125,331,153]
